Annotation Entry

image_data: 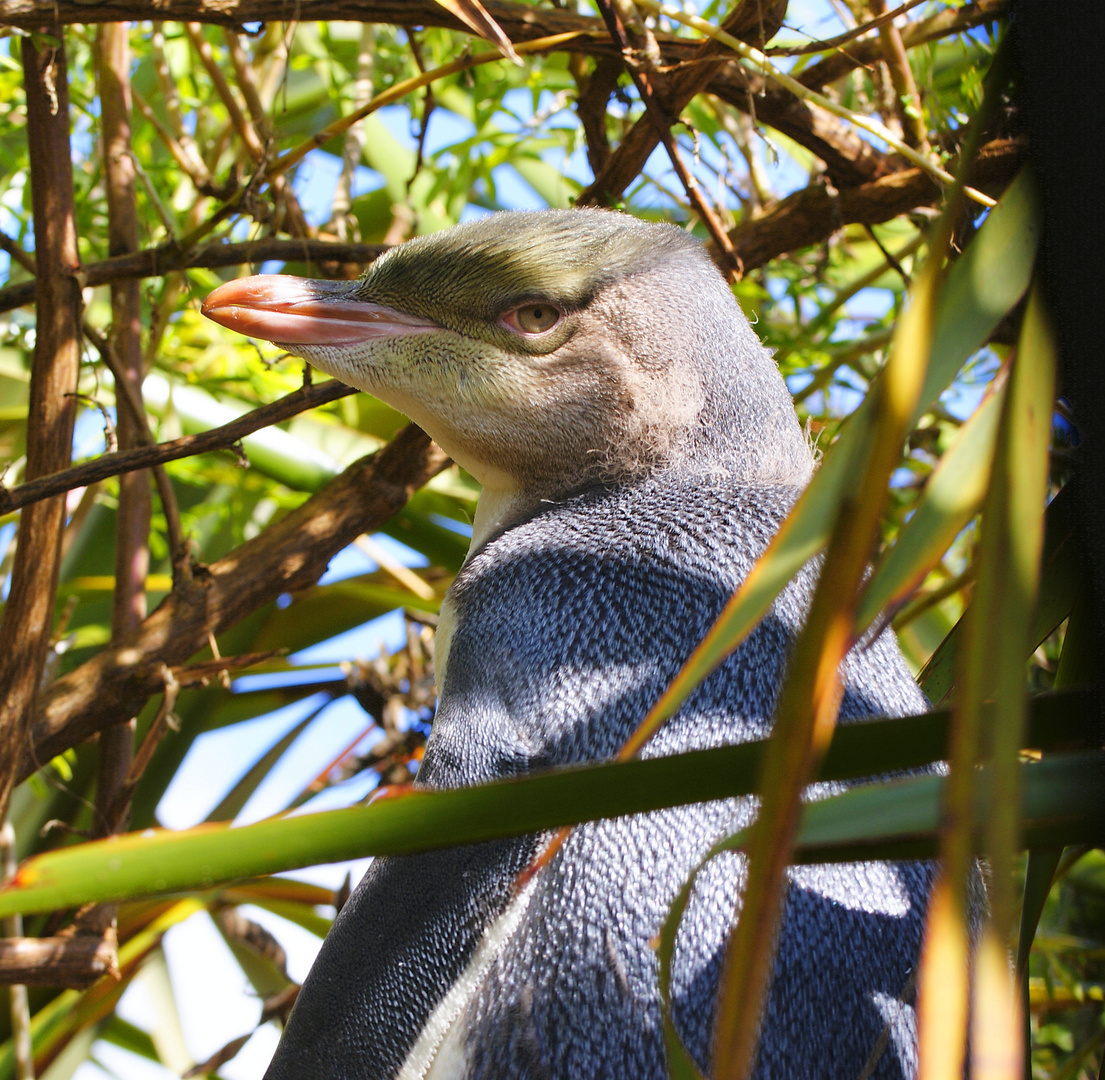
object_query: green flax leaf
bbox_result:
[0,692,1098,920]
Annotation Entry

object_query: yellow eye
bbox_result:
[503,303,562,335]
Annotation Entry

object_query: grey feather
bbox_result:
[267,478,933,1080]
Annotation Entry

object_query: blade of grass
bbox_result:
[917,284,1056,1080]
[917,481,1081,704]
[856,365,1007,632]
[1015,845,1061,1075]
[203,698,330,824]
[1014,459,1094,1078]
[0,690,1097,922]
[710,143,952,1080]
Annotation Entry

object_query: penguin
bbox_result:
[202,209,934,1080]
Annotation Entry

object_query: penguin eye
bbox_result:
[501,303,563,336]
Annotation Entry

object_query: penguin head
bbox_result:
[202,209,811,500]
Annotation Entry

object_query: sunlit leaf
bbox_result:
[0,692,1098,920]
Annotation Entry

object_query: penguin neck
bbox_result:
[436,480,531,701]
[406,422,534,564]
[468,483,535,562]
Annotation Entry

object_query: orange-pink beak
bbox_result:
[201,275,441,346]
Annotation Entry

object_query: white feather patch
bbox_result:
[396,874,538,1080]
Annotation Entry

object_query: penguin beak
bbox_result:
[201,275,441,346]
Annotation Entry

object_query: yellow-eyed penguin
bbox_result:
[203,209,933,1080]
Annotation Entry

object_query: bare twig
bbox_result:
[215,906,289,979]
[257,29,601,187]
[0,376,359,516]
[151,24,189,146]
[578,0,788,208]
[0,238,390,315]
[891,565,973,630]
[791,327,892,406]
[714,137,1022,275]
[633,0,993,207]
[868,0,929,152]
[181,24,310,240]
[593,0,741,276]
[766,0,927,56]
[790,327,894,406]
[0,0,1006,93]
[181,978,301,1078]
[0,231,34,275]
[329,22,375,239]
[97,14,149,810]
[82,322,189,577]
[0,919,118,989]
[223,29,271,137]
[797,0,1006,91]
[186,24,264,161]
[406,31,436,187]
[101,666,179,835]
[864,223,911,285]
[572,54,622,176]
[132,87,215,192]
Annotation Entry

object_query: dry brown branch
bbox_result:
[215,906,290,979]
[186,23,264,162]
[0,2,937,255]
[132,87,215,193]
[572,54,622,177]
[0,0,598,31]
[591,0,739,272]
[712,72,900,185]
[717,137,1024,273]
[223,29,271,136]
[97,23,149,629]
[869,0,929,151]
[797,0,1006,90]
[151,24,190,147]
[0,0,1002,98]
[0,378,360,516]
[329,23,375,240]
[0,238,390,315]
[0,0,1004,201]
[223,30,320,245]
[765,0,928,56]
[0,931,119,988]
[579,0,789,207]
[181,977,301,1078]
[93,24,148,878]
[101,666,179,836]
[2,0,888,195]
[0,34,82,825]
[19,424,449,784]
[83,321,190,576]
[172,651,284,687]
[582,56,898,203]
